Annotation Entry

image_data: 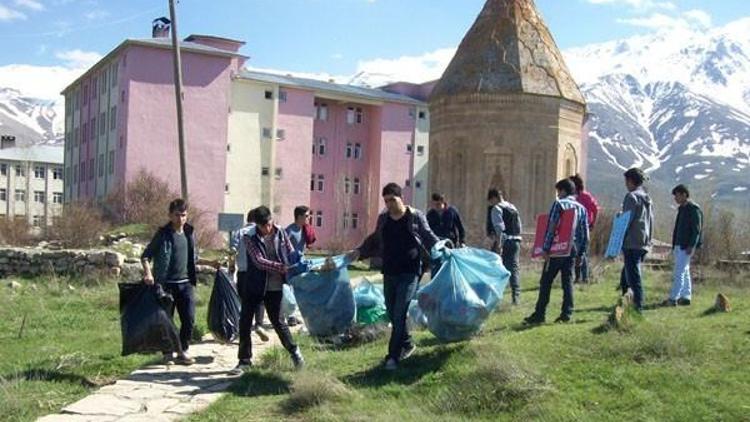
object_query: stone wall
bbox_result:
[0,247,215,283]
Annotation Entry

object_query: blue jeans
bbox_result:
[533,256,575,319]
[670,248,693,301]
[620,249,648,311]
[163,282,195,353]
[502,239,521,302]
[383,273,419,362]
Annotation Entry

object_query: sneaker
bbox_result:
[161,353,175,365]
[287,316,300,327]
[229,362,252,375]
[400,344,417,361]
[554,315,571,324]
[512,296,520,306]
[291,348,305,370]
[384,358,398,371]
[523,314,545,325]
[677,298,692,306]
[254,326,270,342]
[174,353,195,366]
[661,299,677,307]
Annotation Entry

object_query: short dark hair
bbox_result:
[555,179,576,196]
[487,188,502,201]
[382,183,402,198]
[431,193,445,202]
[672,184,690,197]
[624,168,647,187]
[246,209,256,224]
[569,174,584,193]
[294,205,310,219]
[252,206,272,225]
[169,198,188,214]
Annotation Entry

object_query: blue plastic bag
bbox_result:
[417,242,510,342]
[407,299,428,331]
[353,279,388,325]
[289,255,356,337]
[281,284,298,318]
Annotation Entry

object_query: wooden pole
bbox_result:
[169,0,189,201]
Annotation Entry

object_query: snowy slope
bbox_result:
[0,87,62,145]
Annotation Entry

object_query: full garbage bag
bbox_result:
[353,279,388,325]
[407,299,428,331]
[207,270,241,344]
[119,283,181,356]
[417,241,510,342]
[281,284,298,318]
[289,255,356,337]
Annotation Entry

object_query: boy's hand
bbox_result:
[143,273,155,285]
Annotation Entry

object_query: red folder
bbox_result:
[532,209,577,258]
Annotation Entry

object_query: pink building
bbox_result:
[61,31,431,249]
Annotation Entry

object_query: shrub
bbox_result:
[282,371,356,414]
[0,217,35,246]
[48,202,109,249]
[103,170,175,229]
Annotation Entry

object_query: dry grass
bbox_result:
[48,202,109,249]
[282,371,357,414]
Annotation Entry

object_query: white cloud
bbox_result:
[0,4,27,21]
[84,9,109,20]
[352,48,456,85]
[54,49,103,68]
[618,9,713,30]
[14,0,44,11]
[585,0,676,11]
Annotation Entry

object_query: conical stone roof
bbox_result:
[431,0,585,105]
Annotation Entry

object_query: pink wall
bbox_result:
[122,45,238,221]
[276,88,315,226]
[378,102,416,205]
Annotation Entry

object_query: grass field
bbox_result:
[1,265,749,421]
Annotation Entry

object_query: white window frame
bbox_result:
[34,191,45,204]
[354,143,362,159]
[275,167,283,180]
[352,213,359,230]
[0,188,6,201]
[344,177,351,194]
[262,128,272,139]
[53,192,63,204]
[276,129,286,140]
[346,107,355,125]
[315,211,323,228]
[53,167,63,180]
[34,166,45,179]
[345,143,353,159]
[15,189,25,202]
[353,178,361,195]
[317,175,325,192]
[417,145,425,156]
[318,137,326,156]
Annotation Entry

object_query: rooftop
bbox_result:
[238,70,427,106]
[0,145,64,164]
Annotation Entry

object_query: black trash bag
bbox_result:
[207,270,241,344]
[119,283,181,356]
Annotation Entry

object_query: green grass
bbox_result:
[106,223,152,240]
[189,266,750,421]
[0,276,213,422]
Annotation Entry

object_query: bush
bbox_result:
[48,202,109,249]
[282,371,356,414]
[696,208,749,265]
[0,217,35,246]
[103,170,175,229]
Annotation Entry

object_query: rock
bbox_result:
[105,252,125,267]
[8,280,22,289]
[714,293,732,312]
[68,284,76,291]
[109,267,121,278]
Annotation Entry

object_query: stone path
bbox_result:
[37,331,278,422]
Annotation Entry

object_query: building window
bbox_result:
[0,188,6,201]
[74,128,79,147]
[53,192,63,204]
[273,205,282,215]
[82,122,88,144]
[225,183,230,194]
[345,143,353,159]
[110,106,117,130]
[356,107,364,124]
[90,117,97,139]
[100,112,106,135]
[261,167,270,176]
[315,211,323,228]
[316,103,329,121]
[343,212,349,229]
[108,151,115,175]
[409,108,415,118]
[262,128,272,139]
[310,174,315,191]
[279,90,287,102]
[227,143,231,153]
[352,213,359,230]
[346,107,355,125]
[83,84,88,106]
[110,62,118,87]
[317,175,325,192]
[344,177,351,194]
[416,181,423,189]
[406,144,413,154]
[317,137,326,156]
[417,145,425,156]
[98,153,105,177]
[275,168,283,180]
[34,166,45,179]
[405,179,411,187]
[92,77,97,98]
[354,143,362,159]
[418,110,426,119]
[89,158,95,181]
[0,164,5,176]
[100,69,108,93]
[15,189,25,202]
[32,215,43,227]
[276,129,286,140]
[264,90,273,100]
[15,165,25,177]
[353,178,361,195]
[73,165,78,183]
[34,191,45,203]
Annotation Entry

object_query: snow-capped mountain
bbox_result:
[0,87,62,145]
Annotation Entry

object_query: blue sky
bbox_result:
[1,0,749,98]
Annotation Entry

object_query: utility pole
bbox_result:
[169,0,189,200]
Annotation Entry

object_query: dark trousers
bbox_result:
[575,252,589,282]
[383,273,419,362]
[237,274,297,363]
[163,282,195,353]
[620,249,648,311]
[533,256,575,319]
[235,271,265,327]
[502,239,521,301]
